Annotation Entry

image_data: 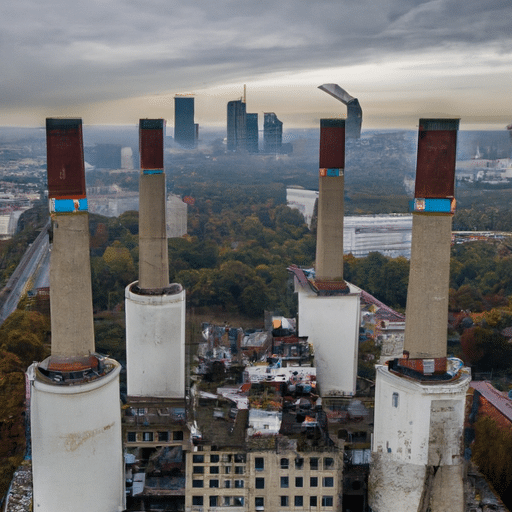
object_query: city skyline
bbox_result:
[1,0,512,129]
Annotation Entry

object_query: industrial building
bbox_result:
[369,120,471,512]
[29,118,125,512]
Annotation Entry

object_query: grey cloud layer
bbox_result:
[1,0,511,110]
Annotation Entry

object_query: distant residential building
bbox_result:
[174,96,196,148]
[166,194,187,238]
[227,100,247,151]
[264,113,283,153]
[286,188,318,227]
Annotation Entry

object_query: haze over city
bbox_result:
[2,0,512,129]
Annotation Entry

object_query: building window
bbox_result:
[295,477,303,488]
[294,496,303,507]
[173,430,184,440]
[323,477,334,487]
[255,457,264,471]
[193,466,204,474]
[310,496,317,507]
[295,457,304,469]
[255,477,265,489]
[222,454,232,462]
[135,407,146,416]
[192,479,203,488]
[324,457,334,469]
[209,479,219,488]
[158,431,169,442]
[235,480,244,488]
[223,497,231,506]
[235,453,246,463]
[280,457,289,469]
[280,476,289,488]
[392,392,399,408]
[310,457,319,470]
[255,497,264,508]
[210,454,219,463]
[281,496,289,507]
[310,477,318,487]
[192,496,203,506]
[225,466,231,474]
[210,496,218,507]
[127,431,136,442]
[322,496,334,507]
[193,454,204,463]
[233,497,244,506]
[224,480,231,488]
[235,466,244,474]
[142,432,153,442]
[210,466,219,474]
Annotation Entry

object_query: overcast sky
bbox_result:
[2,0,512,129]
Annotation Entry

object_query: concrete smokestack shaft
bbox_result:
[403,118,459,359]
[138,119,169,290]
[315,119,345,281]
[404,214,452,358]
[46,118,95,358]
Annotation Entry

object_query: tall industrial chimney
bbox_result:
[315,119,345,281]
[291,117,360,397]
[369,119,471,512]
[125,119,186,398]
[30,119,125,512]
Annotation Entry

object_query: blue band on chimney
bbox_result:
[50,198,88,213]
[143,169,163,175]
[409,198,454,213]
[320,168,344,177]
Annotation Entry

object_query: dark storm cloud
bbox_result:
[1,0,511,112]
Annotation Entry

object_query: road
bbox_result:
[0,220,50,324]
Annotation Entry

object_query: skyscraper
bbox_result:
[227,99,246,151]
[263,112,283,153]
[174,95,196,148]
[246,112,259,152]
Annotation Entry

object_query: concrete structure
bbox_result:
[318,84,362,139]
[295,278,361,395]
[263,112,283,153]
[369,119,471,512]
[31,118,124,512]
[174,95,196,148]
[291,118,360,397]
[315,119,345,281]
[227,99,247,151]
[125,119,186,399]
[185,447,343,512]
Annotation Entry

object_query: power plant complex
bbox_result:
[3,88,503,512]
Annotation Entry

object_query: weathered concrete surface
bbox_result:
[49,213,95,357]
[315,175,344,281]
[31,361,125,512]
[404,213,452,358]
[369,452,426,511]
[126,283,185,398]
[138,172,169,290]
[369,453,465,512]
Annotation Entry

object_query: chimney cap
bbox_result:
[320,118,345,128]
[139,119,165,130]
[419,118,460,131]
